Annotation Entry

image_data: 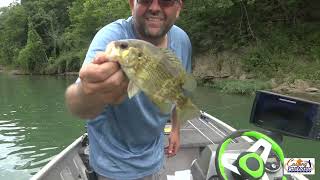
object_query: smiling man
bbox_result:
[132,0,182,46]
[65,0,192,179]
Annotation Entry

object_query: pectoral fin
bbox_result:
[127,81,140,98]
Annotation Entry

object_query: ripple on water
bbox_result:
[0,74,84,180]
[0,120,37,177]
[0,139,55,177]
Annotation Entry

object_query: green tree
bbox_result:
[23,0,75,58]
[0,5,27,65]
[58,0,130,72]
[64,0,130,49]
[1,0,319,80]
[17,21,48,73]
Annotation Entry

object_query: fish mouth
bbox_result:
[105,42,114,55]
[105,41,120,62]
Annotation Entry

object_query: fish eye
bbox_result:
[119,42,129,49]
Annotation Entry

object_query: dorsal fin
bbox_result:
[160,48,181,65]
[159,48,185,76]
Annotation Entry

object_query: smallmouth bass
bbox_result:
[104,39,200,124]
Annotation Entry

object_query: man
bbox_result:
[65,0,192,179]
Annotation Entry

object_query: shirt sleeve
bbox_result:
[185,35,192,73]
[82,22,126,66]
[76,21,126,83]
[179,29,192,73]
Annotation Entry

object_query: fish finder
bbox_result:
[250,90,320,141]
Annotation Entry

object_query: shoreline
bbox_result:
[0,66,78,76]
[200,78,320,100]
[1,65,319,101]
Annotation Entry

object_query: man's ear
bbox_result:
[179,0,184,8]
[129,0,135,15]
[175,5,182,18]
[176,11,180,18]
[175,0,183,18]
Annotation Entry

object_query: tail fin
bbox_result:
[176,98,200,126]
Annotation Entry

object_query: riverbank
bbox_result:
[0,65,78,76]
[192,50,320,99]
[2,61,319,101]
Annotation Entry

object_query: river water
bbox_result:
[0,73,319,180]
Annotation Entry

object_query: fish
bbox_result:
[104,39,200,124]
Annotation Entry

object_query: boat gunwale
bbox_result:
[30,135,85,180]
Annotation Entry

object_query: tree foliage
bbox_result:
[17,21,48,73]
[0,5,27,65]
[177,0,313,52]
[0,0,319,80]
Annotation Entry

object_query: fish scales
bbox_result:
[150,61,179,101]
[141,57,173,96]
[135,56,165,92]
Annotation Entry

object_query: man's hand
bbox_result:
[165,129,180,158]
[65,53,129,119]
[79,53,128,105]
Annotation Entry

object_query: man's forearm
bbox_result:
[65,83,106,119]
[171,108,180,132]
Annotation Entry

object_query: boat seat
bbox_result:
[190,143,252,180]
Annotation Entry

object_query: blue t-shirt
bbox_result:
[82,17,192,180]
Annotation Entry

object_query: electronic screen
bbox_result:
[250,91,320,140]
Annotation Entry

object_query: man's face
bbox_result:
[130,0,182,39]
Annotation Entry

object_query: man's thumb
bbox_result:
[93,52,108,64]
[168,140,173,153]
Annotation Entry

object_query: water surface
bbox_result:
[0,73,318,179]
[0,74,85,179]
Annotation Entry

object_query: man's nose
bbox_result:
[148,0,161,12]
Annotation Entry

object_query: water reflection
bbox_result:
[192,86,255,129]
[0,73,84,179]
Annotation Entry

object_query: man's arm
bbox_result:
[166,108,181,157]
[65,54,128,119]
